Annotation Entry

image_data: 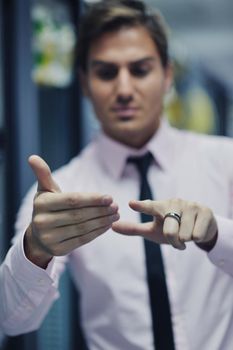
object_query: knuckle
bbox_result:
[169,198,183,208]
[164,230,176,240]
[192,228,203,242]
[188,201,199,211]
[192,232,201,242]
[33,215,46,230]
[201,206,212,218]
[66,194,79,208]
[34,197,43,211]
[179,232,186,242]
[40,232,52,245]
[34,194,48,209]
[71,209,82,222]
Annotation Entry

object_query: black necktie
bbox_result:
[128,152,175,350]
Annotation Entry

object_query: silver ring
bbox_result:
[164,212,181,225]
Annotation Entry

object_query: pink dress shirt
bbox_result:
[1,118,233,349]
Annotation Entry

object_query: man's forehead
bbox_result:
[88,26,159,59]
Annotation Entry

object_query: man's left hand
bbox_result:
[112,199,218,251]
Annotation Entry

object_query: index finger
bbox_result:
[35,192,113,211]
[129,200,164,218]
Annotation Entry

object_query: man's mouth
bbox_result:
[112,106,139,119]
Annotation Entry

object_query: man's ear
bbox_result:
[79,69,90,97]
[164,62,174,93]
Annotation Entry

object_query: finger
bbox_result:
[28,155,61,193]
[44,212,120,243]
[129,200,163,218]
[112,221,155,238]
[192,208,215,243]
[34,203,119,229]
[163,216,186,250]
[51,224,113,256]
[35,191,114,211]
[178,208,197,243]
[113,220,167,244]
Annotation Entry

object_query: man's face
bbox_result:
[82,25,172,148]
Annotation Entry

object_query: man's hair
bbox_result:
[77,0,169,72]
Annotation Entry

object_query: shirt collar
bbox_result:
[96,117,176,180]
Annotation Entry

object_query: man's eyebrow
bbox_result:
[90,57,156,67]
[130,57,157,65]
[90,60,116,68]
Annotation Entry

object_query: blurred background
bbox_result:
[0,0,232,349]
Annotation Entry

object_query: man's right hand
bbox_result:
[24,155,120,268]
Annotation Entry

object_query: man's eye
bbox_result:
[130,66,150,78]
[96,68,118,81]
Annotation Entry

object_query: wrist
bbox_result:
[24,225,53,269]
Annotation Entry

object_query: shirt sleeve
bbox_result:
[207,216,233,278]
[0,230,68,336]
[0,184,67,336]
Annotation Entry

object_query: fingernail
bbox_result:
[102,195,113,205]
[109,203,118,212]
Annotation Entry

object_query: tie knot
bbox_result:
[127,152,153,178]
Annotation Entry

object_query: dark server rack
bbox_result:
[1,0,85,350]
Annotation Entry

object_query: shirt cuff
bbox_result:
[208,216,233,277]
[8,233,57,297]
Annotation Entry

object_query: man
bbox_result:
[1,0,233,349]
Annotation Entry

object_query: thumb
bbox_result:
[28,155,61,193]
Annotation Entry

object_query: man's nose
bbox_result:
[115,69,134,103]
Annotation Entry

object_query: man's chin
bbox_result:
[109,128,154,148]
